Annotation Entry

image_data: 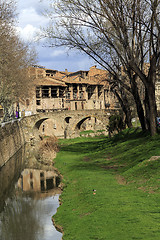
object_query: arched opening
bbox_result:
[76,117,91,130]
[34,118,64,138]
[34,118,49,130]
[75,116,106,132]
[65,116,72,124]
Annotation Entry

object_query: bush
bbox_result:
[36,136,59,164]
[107,114,125,135]
[39,136,59,152]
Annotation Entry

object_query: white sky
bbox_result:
[16,0,95,72]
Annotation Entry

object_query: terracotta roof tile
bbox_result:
[35,77,67,86]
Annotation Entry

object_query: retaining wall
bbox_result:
[0,120,25,168]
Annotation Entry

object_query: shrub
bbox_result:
[107,114,125,135]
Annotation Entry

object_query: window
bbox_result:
[66,92,70,99]
[75,102,77,110]
[73,92,77,99]
[79,85,82,91]
[59,87,65,98]
[79,85,84,99]
[87,86,95,99]
[73,85,77,99]
[36,100,41,105]
[42,86,49,98]
[46,70,56,75]
[73,85,77,92]
[98,86,102,98]
[66,85,71,99]
[62,98,64,108]
[79,92,84,99]
[26,99,30,106]
[36,87,41,98]
[51,87,57,98]
[40,172,44,178]
[67,85,71,91]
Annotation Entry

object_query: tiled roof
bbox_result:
[33,66,110,86]
[35,77,67,87]
[63,75,105,85]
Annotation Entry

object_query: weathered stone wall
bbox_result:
[0,120,25,168]
[21,109,118,141]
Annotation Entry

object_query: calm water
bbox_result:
[0,146,63,240]
[0,192,62,240]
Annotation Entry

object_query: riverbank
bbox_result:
[53,128,160,240]
[0,138,63,240]
[0,120,25,169]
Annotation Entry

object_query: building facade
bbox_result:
[19,65,119,116]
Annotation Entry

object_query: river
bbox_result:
[0,144,63,240]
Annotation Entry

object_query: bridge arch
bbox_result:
[21,109,114,141]
[34,118,49,130]
[75,116,91,130]
[73,115,107,134]
[33,116,66,138]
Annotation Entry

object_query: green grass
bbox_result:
[53,128,160,240]
[80,130,95,135]
[96,129,105,133]
[80,129,106,136]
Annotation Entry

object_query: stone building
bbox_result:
[14,65,120,136]
[19,65,118,115]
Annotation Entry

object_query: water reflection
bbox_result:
[0,193,62,240]
[0,195,44,240]
[17,168,61,195]
[0,146,25,212]
[0,144,63,240]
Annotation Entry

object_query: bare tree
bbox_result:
[95,70,134,128]
[110,83,133,128]
[42,0,160,135]
[0,0,37,121]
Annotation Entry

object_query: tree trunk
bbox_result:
[130,60,157,135]
[125,108,133,128]
[114,89,133,128]
[147,83,157,136]
[131,81,146,130]
[144,88,150,130]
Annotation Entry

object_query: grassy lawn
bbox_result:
[53,128,160,240]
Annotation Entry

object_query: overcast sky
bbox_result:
[16,0,95,72]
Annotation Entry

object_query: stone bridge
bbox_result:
[21,109,119,141]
